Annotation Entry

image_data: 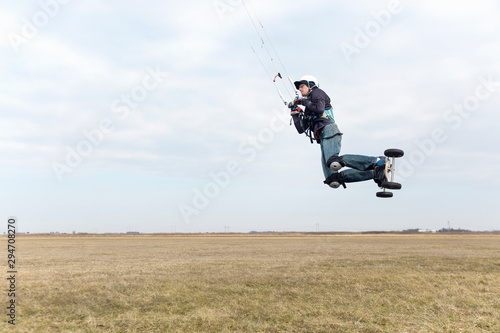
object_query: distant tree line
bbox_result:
[402,228,472,233]
[437,228,472,233]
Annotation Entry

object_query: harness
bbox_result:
[298,108,342,144]
[324,108,334,122]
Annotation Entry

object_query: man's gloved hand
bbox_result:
[288,96,302,109]
[290,106,302,116]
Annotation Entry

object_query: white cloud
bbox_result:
[415,0,498,18]
[1,0,499,232]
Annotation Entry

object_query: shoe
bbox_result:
[374,156,387,168]
[374,159,388,186]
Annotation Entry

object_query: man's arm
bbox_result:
[302,90,326,116]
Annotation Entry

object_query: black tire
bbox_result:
[384,148,404,158]
[381,181,402,190]
[376,191,393,198]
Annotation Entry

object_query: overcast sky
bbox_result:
[1,0,499,233]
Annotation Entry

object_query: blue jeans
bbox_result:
[320,123,377,183]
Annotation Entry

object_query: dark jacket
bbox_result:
[291,87,334,143]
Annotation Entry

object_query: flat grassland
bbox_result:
[3,233,500,332]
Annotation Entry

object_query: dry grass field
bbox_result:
[2,233,500,332]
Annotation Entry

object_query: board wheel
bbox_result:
[380,181,402,190]
[384,148,404,158]
[376,191,393,198]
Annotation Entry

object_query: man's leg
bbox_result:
[324,168,381,188]
[341,168,376,183]
[342,154,378,171]
[327,154,385,171]
[320,123,342,180]
[320,123,344,188]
